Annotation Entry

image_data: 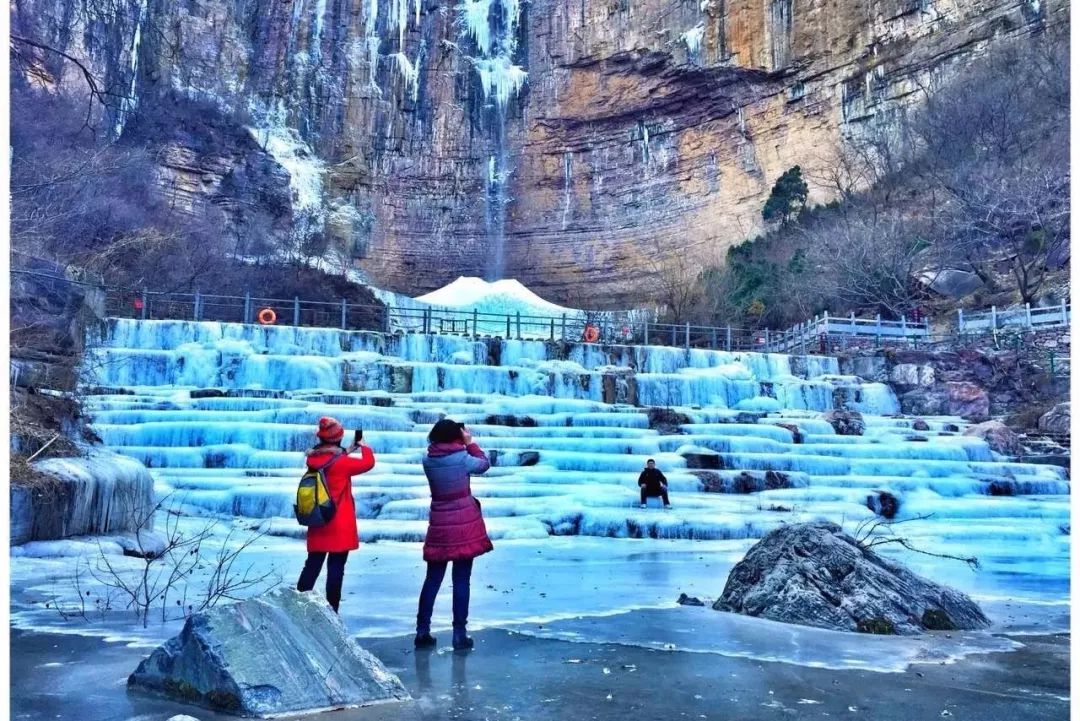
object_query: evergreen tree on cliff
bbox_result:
[762,167,809,226]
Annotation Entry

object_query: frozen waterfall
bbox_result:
[78,319,1068,567]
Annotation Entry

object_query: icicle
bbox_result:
[312,0,329,62]
[391,51,421,101]
[114,0,150,138]
[475,56,528,111]
[682,24,705,58]
[561,150,573,230]
[459,0,495,56]
[389,0,411,49]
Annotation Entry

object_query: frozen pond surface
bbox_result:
[10,528,1069,670]
[10,625,1070,721]
[10,318,1070,683]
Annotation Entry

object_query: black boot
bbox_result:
[414,633,437,649]
[452,630,474,651]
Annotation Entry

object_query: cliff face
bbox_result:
[11,0,1064,307]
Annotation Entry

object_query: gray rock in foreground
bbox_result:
[128,588,409,717]
[713,522,990,635]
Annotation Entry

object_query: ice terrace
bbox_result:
[77,318,1068,575]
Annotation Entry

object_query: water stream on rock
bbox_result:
[459,0,527,280]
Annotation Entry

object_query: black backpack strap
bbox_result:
[316,450,346,471]
[314,451,352,508]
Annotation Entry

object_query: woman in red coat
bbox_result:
[296,416,375,612]
[414,419,492,651]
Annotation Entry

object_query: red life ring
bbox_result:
[583,325,600,343]
[257,308,277,325]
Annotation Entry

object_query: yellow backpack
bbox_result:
[294,453,345,527]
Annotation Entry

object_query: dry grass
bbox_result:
[10,389,84,487]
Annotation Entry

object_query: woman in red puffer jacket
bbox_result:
[296,416,375,613]
[414,418,492,651]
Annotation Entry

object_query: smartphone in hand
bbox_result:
[354,429,363,446]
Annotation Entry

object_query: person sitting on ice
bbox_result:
[638,459,671,509]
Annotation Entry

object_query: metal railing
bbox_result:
[14,269,1070,367]
[103,288,774,351]
[764,311,930,352]
[958,302,1071,332]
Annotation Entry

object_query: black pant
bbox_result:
[297,551,349,612]
[417,558,474,635]
[641,486,670,505]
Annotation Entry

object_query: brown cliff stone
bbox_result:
[12,0,1065,304]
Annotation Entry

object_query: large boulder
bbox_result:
[821,409,865,436]
[919,268,983,299]
[1038,403,1070,434]
[128,589,409,716]
[963,421,1022,456]
[945,382,990,421]
[713,522,989,635]
[897,388,945,417]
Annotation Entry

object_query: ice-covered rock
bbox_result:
[11,448,155,545]
[866,490,900,519]
[962,421,1022,456]
[820,409,865,436]
[714,522,990,635]
[488,449,541,466]
[890,364,935,387]
[72,319,1070,565]
[128,588,409,716]
[699,470,801,494]
[774,422,802,443]
[680,449,722,469]
[647,407,691,434]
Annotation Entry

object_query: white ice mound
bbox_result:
[416,277,581,317]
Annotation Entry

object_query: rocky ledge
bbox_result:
[713,522,990,635]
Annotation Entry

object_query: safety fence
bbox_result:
[763,311,929,353]
[957,303,1071,332]
[10,270,1071,373]
[101,287,775,351]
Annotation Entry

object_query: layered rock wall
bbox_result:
[11,0,1066,306]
